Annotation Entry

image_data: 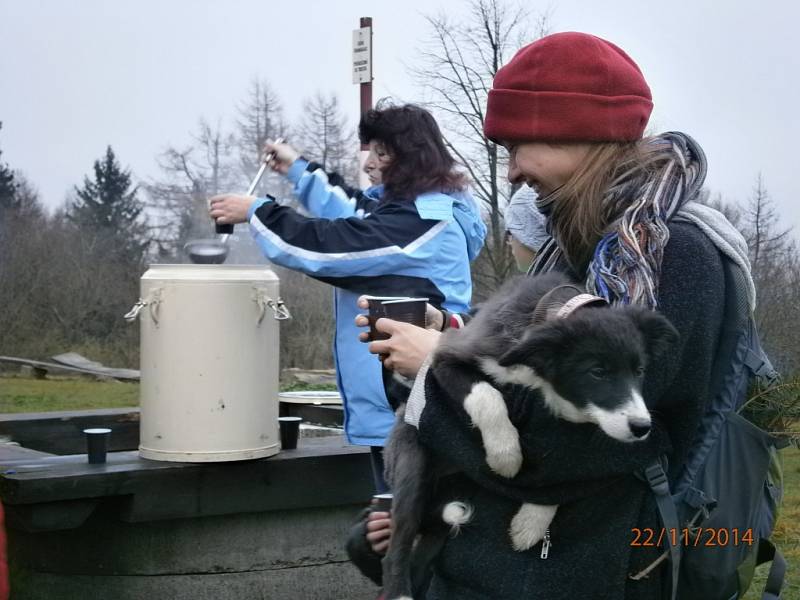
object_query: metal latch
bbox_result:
[124,288,163,326]
[253,287,292,324]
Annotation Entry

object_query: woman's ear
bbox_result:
[629,308,679,361]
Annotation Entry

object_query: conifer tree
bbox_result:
[68,146,149,264]
[0,122,19,215]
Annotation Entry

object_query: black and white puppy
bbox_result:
[380,272,678,600]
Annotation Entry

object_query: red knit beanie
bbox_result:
[484,32,653,143]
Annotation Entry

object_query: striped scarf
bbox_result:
[530,132,708,308]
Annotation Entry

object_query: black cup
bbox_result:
[278,416,302,450]
[382,298,427,328]
[215,222,234,235]
[366,297,428,341]
[372,493,393,512]
[83,428,111,464]
[366,297,401,341]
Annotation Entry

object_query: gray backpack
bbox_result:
[643,257,787,599]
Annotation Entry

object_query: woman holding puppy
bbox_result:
[361,32,749,599]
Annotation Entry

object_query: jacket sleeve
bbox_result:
[247,196,447,285]
[344,509,384,587]
[417,222,726,505]
[286,159,378,219]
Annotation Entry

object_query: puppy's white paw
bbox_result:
[484,431,523,478]
[463,382,523,478]
[509,503,557,551]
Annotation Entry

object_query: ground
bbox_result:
[1,375,796,597]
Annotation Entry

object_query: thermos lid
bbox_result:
[141,264,279,283]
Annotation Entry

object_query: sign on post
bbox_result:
[352,26,372,84]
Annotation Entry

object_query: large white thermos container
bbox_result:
[128,264,290,462]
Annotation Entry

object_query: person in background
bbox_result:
[504,185,549,272]
[358,32,748,599]
[208,103,486,493]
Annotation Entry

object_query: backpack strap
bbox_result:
[757,539,786,600]
[644,461,681,600]
[743,318,781,387]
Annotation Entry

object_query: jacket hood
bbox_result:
[450,189,487,261]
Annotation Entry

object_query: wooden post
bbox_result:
[355,17,373,188]
[359,16,373,146]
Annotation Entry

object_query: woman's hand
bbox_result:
[354,296,443,378]
[263,140,300,174]
[354,296,443,340]
[372,321,441,377]
[208,194,255,225]
[365,510,392,555]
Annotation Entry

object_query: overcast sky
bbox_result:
[1,0,798,230]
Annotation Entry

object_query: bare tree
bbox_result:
[707,177,800,374]
[743,174,792,272]
[412,0,550,297]
[701,189,742,228]
[235,78,289,198]
[272,267,335,369]
[296,91,358,182]
[0,175,141,367]
[739,175,798,373]
[0,172,50,358]
[146,118,237,255]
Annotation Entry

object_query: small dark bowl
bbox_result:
[184,239,229,264]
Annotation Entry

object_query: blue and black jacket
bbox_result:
[246,158,486,445]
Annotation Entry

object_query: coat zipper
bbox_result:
[540,529,551,559]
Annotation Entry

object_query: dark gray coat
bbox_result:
[416,221,726,600]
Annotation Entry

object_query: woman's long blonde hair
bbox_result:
[545,139,667,270]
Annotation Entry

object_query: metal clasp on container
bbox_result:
[124,289,163,326]
[253,287,292,324]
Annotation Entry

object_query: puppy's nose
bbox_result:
[629,420,651,439]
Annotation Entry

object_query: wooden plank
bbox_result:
[50,352,140,380]
[0,356,139,381]
[0,407,139,422]
[279,403,344,427]
[0,406,341,453]
[0,437,373,528]
[0,408,140,454]
[0,437,368,502]
[0,444,53,462]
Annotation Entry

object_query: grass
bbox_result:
[0,376,139,412]
[0,375,337,413]
[745,444,800,599]
[0,376,797,596]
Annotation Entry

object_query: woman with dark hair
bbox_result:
[209,103,486,492]
[357,104,467,201]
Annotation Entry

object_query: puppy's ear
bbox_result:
[630,308,679,360]
[498,324,566,378]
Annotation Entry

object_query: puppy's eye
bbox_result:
[590,368,607,380]
[635,366,646,377]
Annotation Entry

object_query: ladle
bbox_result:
[185,139,284,264]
